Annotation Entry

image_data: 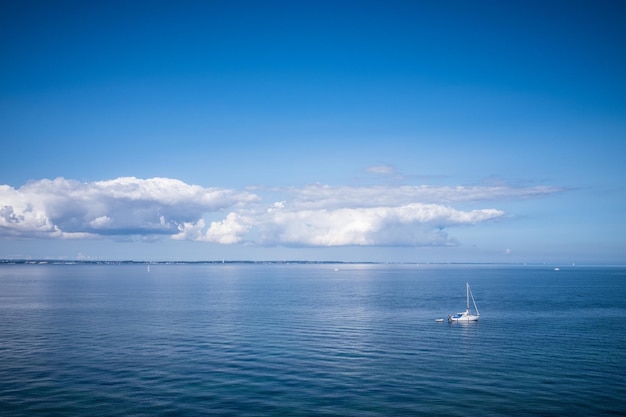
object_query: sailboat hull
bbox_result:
[448,312,479,322]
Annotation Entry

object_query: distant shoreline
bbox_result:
[1,259,623,267]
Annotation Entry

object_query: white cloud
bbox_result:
[0,184,66,237]
[280,184,564,210]
[90,215,113,229]
[251,204,503,247]
[0,177,258,239]
[173,203,504,248]
[0,177,563,248]
[367,164,396,175]
[171,219,206,242]
[173,213,252,244]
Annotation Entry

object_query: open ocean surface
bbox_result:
[1,263,625,416]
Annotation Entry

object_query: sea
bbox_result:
[1,263,625,416]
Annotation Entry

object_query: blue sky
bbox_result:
[1,0,624,264]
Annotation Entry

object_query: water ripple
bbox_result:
[1,264,626,415]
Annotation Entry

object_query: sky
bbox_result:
[1,0,625,264]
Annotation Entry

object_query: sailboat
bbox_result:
[448,282,480,322]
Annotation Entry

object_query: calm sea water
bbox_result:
[1,263,625,416]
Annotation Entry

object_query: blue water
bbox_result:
[1,264,625,416]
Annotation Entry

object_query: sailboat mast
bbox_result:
[468,282,480,316]
[466,281,470,311]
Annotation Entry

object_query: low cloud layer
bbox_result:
[0,177,258,239]
[0,176,563,247]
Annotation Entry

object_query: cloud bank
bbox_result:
[0,177,257,239]
[0,177,563,247]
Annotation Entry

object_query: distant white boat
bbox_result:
[554,267,560,271]
[448,282,480,322]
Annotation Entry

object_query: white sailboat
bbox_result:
[448,282,480,322]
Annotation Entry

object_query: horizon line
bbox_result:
[1,259,623,267]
